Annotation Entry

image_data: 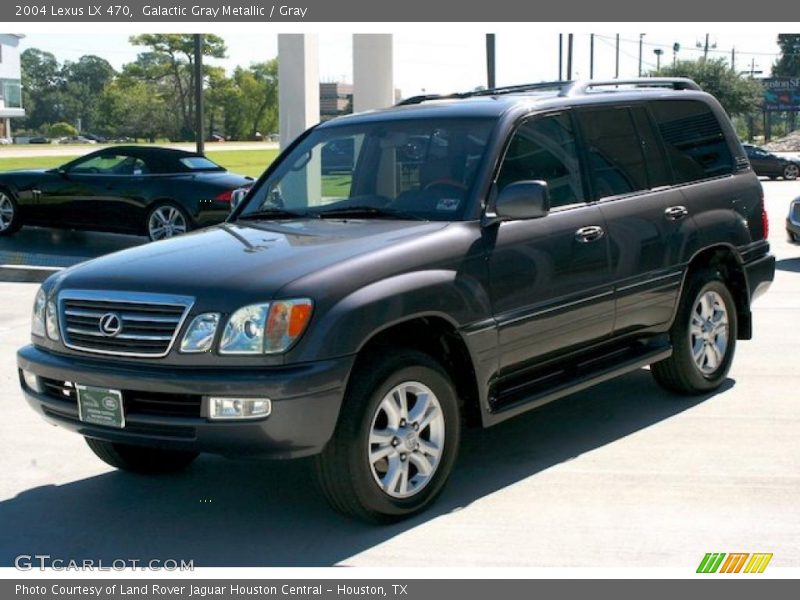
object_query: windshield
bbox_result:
[238,117,496,221]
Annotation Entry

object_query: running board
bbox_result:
[486,341,672,426]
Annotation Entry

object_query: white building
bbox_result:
[0,34,25,139]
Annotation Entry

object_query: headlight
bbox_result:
[46,300,60,341]
[219,303,269,354]
[31,288,46,337]
[180,313,220,353]
[219,299,313,355]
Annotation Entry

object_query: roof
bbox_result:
[319,78,711,128]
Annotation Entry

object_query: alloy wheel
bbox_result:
[0,193,14,232]
[689,290,729,375]
[368,381,446,499]
[148,206,187,240]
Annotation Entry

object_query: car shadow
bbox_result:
[0,369,729,567]
[776,257,800,273]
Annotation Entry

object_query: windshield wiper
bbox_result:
[237,208,315,220]
[316,206,427,221]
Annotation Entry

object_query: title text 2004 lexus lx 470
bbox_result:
[17,79,775,522]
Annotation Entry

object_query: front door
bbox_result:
[487,112,614,374]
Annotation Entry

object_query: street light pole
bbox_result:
[638,33,645,77]
[193,33,204,156]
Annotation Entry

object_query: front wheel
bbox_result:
[146,203,191,241]
[0,189,22,236]
[85,437,198,474]
[783,163,799,180]
[315,350,461,523]
[652,270,737,395]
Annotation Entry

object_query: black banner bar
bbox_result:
[0,0,794,22]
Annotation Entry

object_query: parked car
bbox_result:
[16,79,775,523]
[56,136,97,145]
[28,136,50,144]
[787,196,800,243]
[0,146,252,241]
[0,137,12,145]
[743,143,800,180]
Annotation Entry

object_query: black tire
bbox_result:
[315,349,461,523]
[85,437,198,474]
[783,163,799,180]
[145,202,192,242]
[0,188,22,237]
[652,269,738,395]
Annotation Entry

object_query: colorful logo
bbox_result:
[697,553,773,574]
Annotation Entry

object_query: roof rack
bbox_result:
[558,77,702,97]
[395,77,701,106]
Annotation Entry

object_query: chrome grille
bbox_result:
[59,290,193,357]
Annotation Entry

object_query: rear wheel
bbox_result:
[85,437,198,474]
[315,349,461,523]
[783,163,799,180]
[652,269,737,395]
[0,190,22,236]
[146,203,191,241]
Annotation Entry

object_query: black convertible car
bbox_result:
[0,146,252,241]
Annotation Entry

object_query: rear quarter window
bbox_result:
[649,99,734,183]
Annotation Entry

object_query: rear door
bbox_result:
[575,104,684,335]
[487,112,614,373]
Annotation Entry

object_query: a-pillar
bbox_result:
[353,34,394,112]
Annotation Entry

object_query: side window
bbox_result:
[576,107,649,199]
[496,113,584,208]
[630,106,671,188]
[649,100,734,183]
[68,154,146,175]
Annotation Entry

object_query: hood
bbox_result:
[53,219,449,307]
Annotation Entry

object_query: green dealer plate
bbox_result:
[76,385,125,429]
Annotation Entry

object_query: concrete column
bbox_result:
[353,34,394,113]
[278,34,320,150]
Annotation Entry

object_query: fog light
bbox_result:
[208,397,271,420]
[21,370,42,393]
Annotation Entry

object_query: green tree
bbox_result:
[48,122,78,137]
[126,34,226,140]
[773,34,800,77]
[231,60,278,139]
[20,48,61,130]
[60,56,116,132]
[653,58,762,116]
[96,79,169,141]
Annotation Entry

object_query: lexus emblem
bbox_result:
[98,313,122,337]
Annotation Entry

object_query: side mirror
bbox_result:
[230,187,249,210]
[494,180,550,220]
[57,167,68,178]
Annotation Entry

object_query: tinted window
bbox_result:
[631,105,671,188]
[179,156,224,171]
[497,113,584,208]
[649,100,733,183]
[577,107,649,198]
[68,154,148,175]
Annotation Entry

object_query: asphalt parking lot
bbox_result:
[0,180,798,569]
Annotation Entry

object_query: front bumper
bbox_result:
[787,217,800,244]
[17,345,354,459]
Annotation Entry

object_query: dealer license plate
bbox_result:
[76,385,125,429]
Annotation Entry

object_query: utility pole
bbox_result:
[558,34,563,81]
[193,33,204,155]
[615,34,620,79]
[590,33,594,79]
[567,33,573,80]
[704,33,710,60]
[486,34,496,89]
[638,33,645,77]
[731,46,736,71]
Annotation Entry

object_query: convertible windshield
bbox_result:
[238,117,496,221]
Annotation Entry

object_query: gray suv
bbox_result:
[17,78,775,522]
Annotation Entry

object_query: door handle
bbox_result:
[574,225,605,243]
[665,205,689,221]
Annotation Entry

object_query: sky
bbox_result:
[16,30,784,98]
